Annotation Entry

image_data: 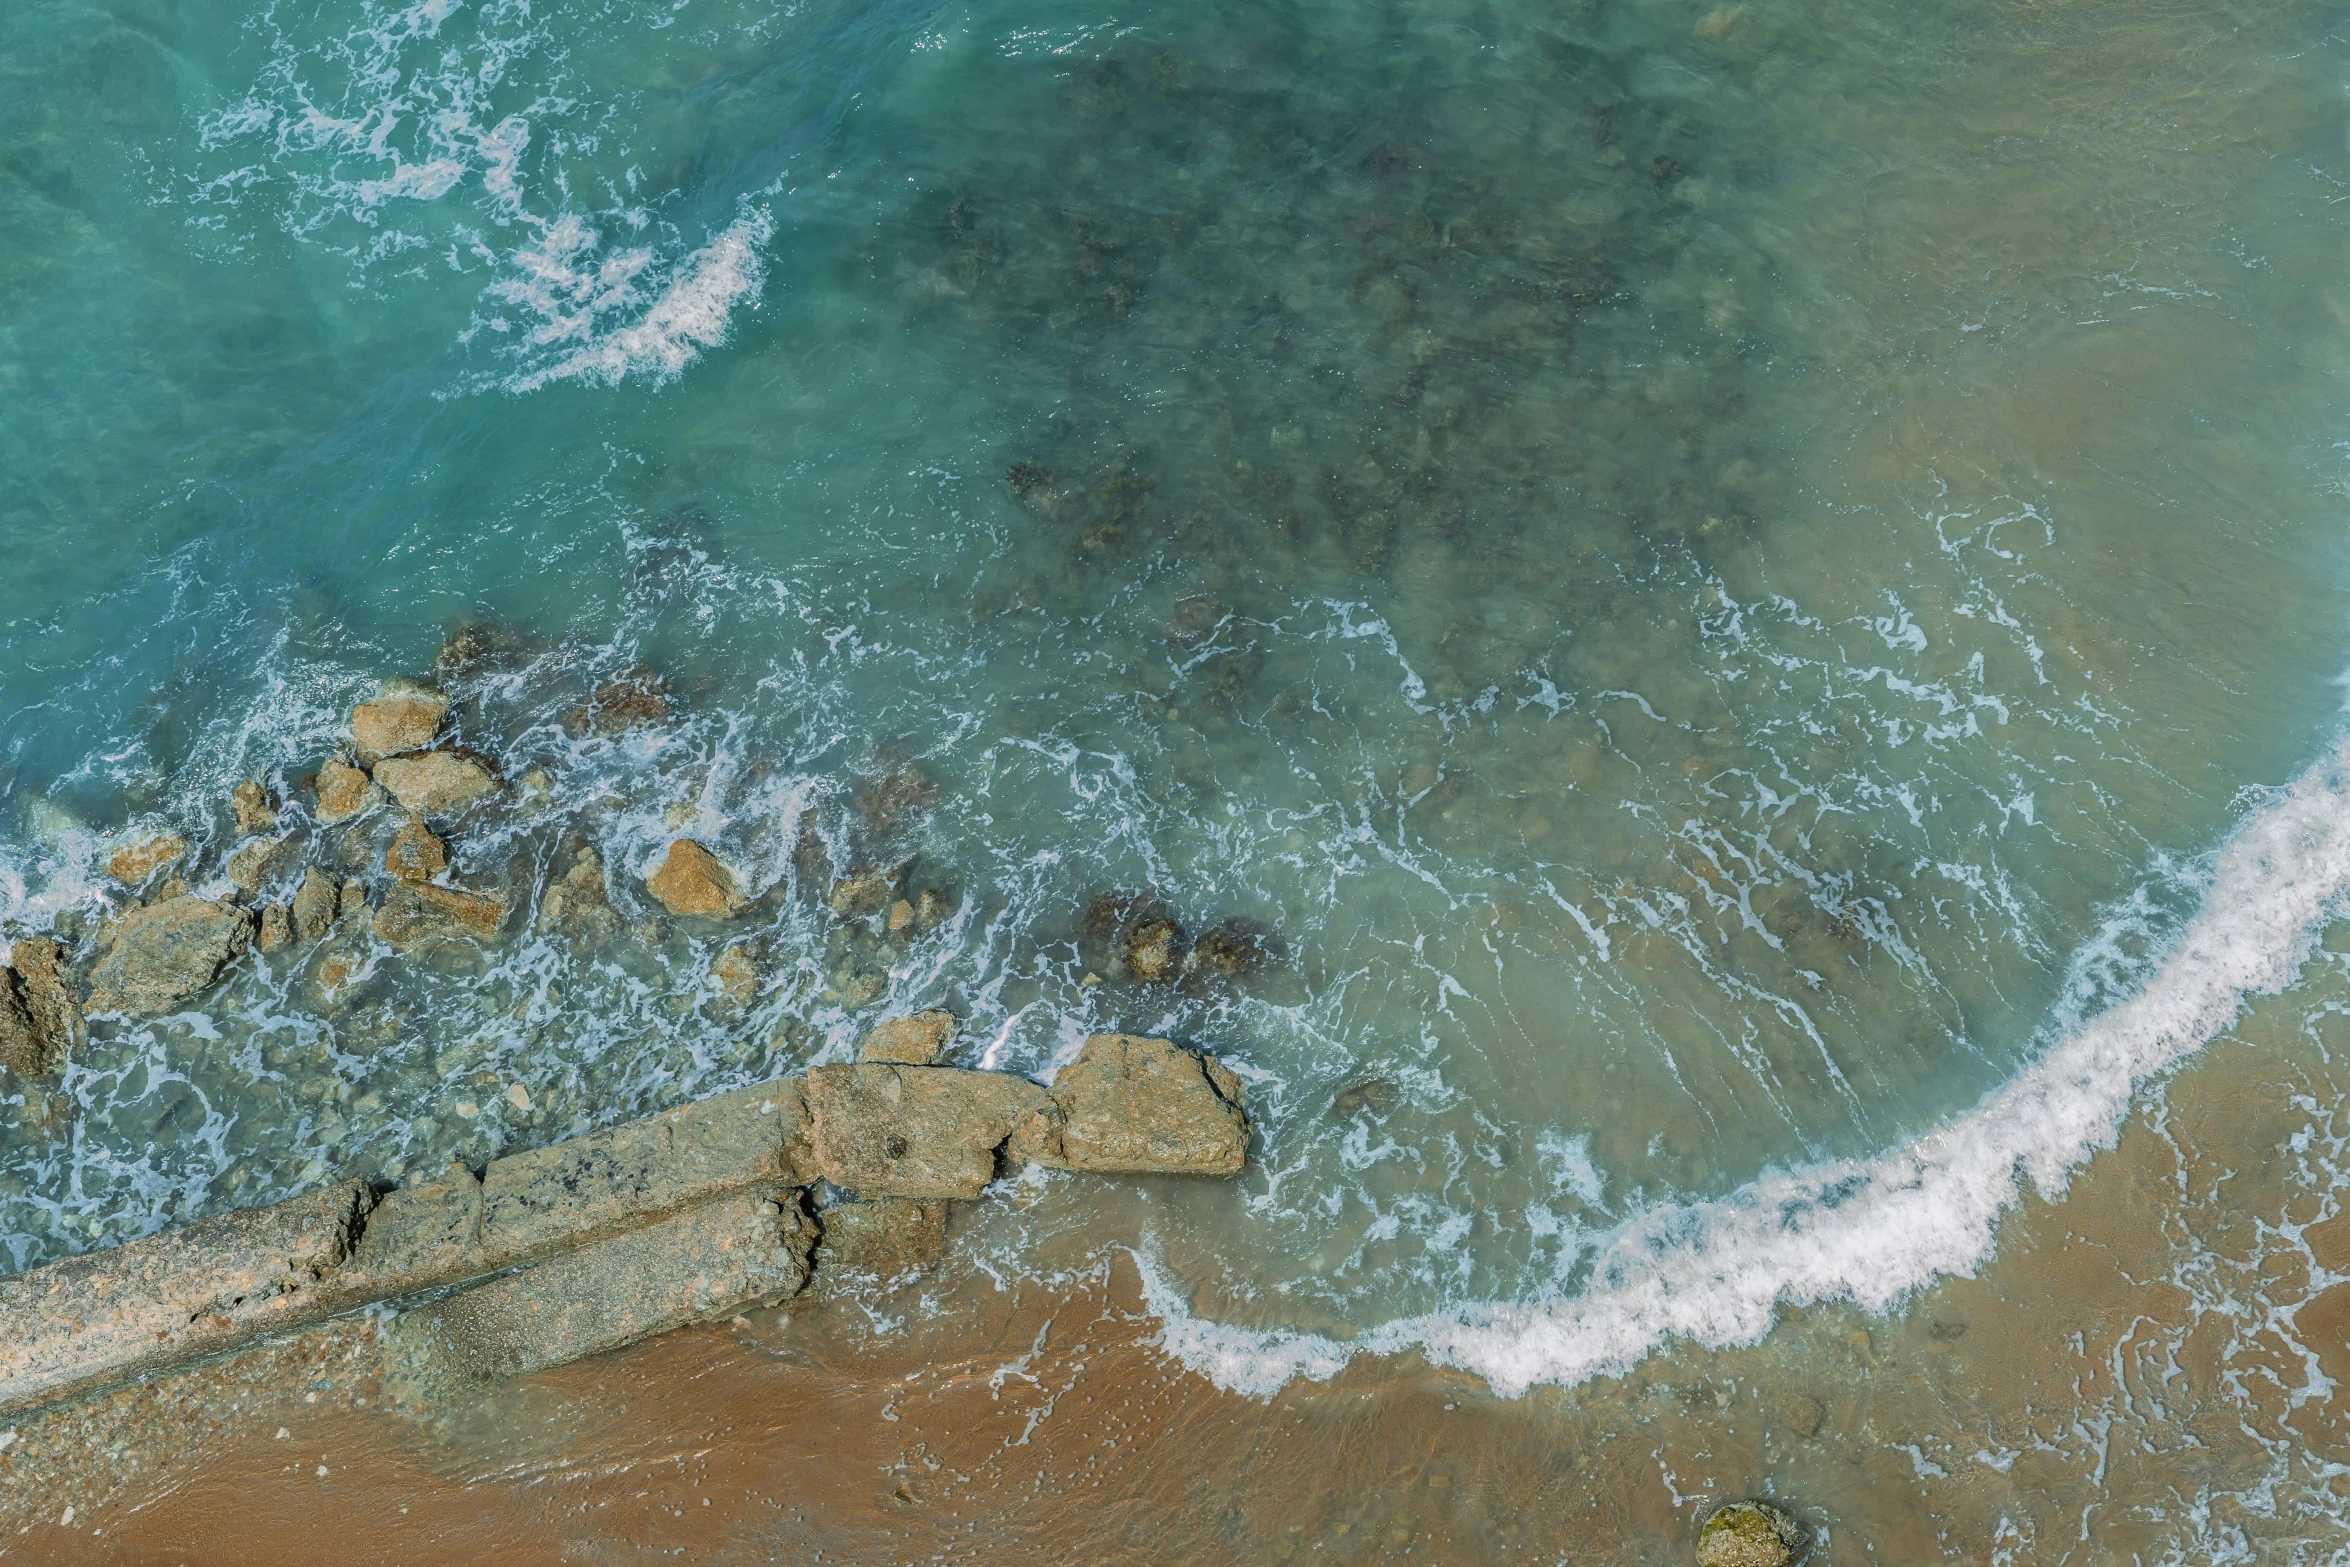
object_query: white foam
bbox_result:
[1141,734,2350,1397]
[498,209,774,393]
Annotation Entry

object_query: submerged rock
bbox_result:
[256,903,294,952]
[542,847,619,941]
[1696,1501,1804,1567]
[1019,1035,1248,1175]
[859,1010,957,1066]
[385,817,449,884]
[710,943,761,1014]
[87,897,255,1016]
[375,882,505,949]
[815,1197,948,1280]
[351,684,450,760]
[803,1064,1054,1200]
[230,780,280,837]
[1124,916,1185,982]
[373,751,498,817]
[1185,917,1284,981]
[105,833,187,887]
[225,833,300,900]
[828,865,902,920]
[566,669,672,737]
[314,758,386,825]
[1331,1078,1400,1119]
[291,866,343,943]
[0,938,82,1077]
[647,839,747,918]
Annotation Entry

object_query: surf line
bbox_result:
[1138,731,2350,1398]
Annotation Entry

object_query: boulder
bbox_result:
[290,866,343,943]
[1,938,83,1078]
[647,839,746,918]
[541,847,619,941]
[105,832,187,887]
[815,1198,948,1279]
[828,866,900,919]
[315,758,385,825]
[230,780,280,837]
[375,882,504,949]
[256,904,294,952]
[859,1010,957,1066]
[351,685,450,760]
[373,751,497,817]
[87,896,256,1015]
[225,833,301,899]
[386,817,449,883]
[803,1064,1054,1200]
[1697,1501,1804,1567]
[1020,1035,1248,1175]
[566,669,671,737]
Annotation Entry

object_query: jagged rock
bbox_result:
[375,882,504,949]
[647,840,746,918]
[815,1198,948,1279]
[336,878,370,921]
[351,684,450,761]
[859,1010,957,1066]
[1186,917,1284,981]
[1697,1501,1804,1567]
[803,1064,1055,1200]
[1,938,83,1077]
[542,846,619,940]
[87,897,256,1016]
[915,888,953,929]
[828,865,901,919]
[373,752,497,817]
[291,866,343,942]
[256,903,294,951]
[1017,1035,1248,1175]
[711,943,760,1013]
[1125,917,1185,981]
[566,669,672,737]
[225,834,301,899]
[105,833,187,887]
[887,899,916,937]
[230,780,280,837]
[315,758,385,825]
[386,817,448,883]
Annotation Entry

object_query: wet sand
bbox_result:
[7,984,2347,1565]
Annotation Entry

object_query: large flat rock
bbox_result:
[385,1190,815,1390]
[804,1064,1054,1199]
[0,1181,372,1417]
[1022,1035,1250,1175]
[87,896,255,1016]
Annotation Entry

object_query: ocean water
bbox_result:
[6,0,2350,1549]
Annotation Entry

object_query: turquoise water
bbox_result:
[8,0,2350,1472]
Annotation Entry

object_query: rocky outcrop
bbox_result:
[859,1010,957,1065]
[87,896,255,1015]
[375,882,504,949]
[230,780,280,837]
[0,1180,372,1418]
[0,938,82,1077]
[373,751,497,817]
[351,684,450,760]
[105,833,187,887]
[803,1064,1054,1200]
[1697,1501,1804,1567]
[290,866,343,943]
[647,839,746,917]
[814,1198,948,1279]
[314,758,385,825]
[1015,1035,1249,1174]
[225,833,301,899]
[385,817,449,883]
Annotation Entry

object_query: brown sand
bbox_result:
[5,1001,2349,1565]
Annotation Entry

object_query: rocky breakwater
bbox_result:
[0,1016,1249,1417]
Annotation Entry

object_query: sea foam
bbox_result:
[1139,732,2350,1397]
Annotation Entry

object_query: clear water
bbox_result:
[6,0,2350,1533]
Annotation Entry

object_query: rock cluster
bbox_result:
[0,1026,1249,1416]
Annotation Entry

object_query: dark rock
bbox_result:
[88,897,255,1015]
[1186,917,1285,982]
[566,668,672,737]
[1331,1078,1400,1119]
[1,937,82,1077]
[710,943,760,1014]
[542,846,619,941]
[829,865,903,919]
[1778,1393,1824,1439]
[816,1198,948,1280]
[1125,917,1185,982]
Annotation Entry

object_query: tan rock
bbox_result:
[815,1198,948,1280]
[711,943,760,1013]
[256,904,294,952]
[373,751,497,817]
[1,938,83,1078]
[1025,1035,1248,1175]
[225,834,300,899]
[828,867,899,919]
[230,780,280,837]
[887,899,915,937]
[386,817,449,883]
[106,833,188,887]
[290,866,343,943]
[915,888,954,930]
[859,1010,957,1066]
[351,685,450,759]
[87,897,255,1016]
[375,882,503,949]
[1697,1501,1804,1567]
[315,758,385,825]
[647,840,746,918]
[803,1064,1053,1200]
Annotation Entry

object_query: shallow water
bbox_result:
[5,0,2350,1551]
